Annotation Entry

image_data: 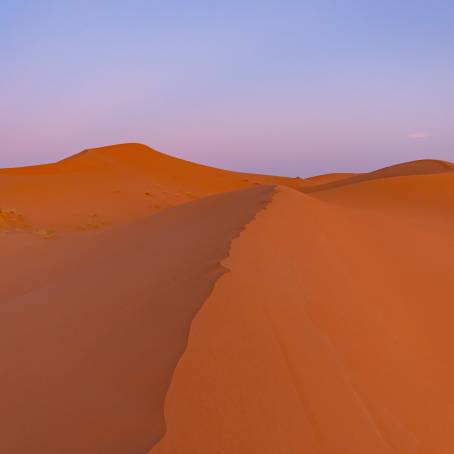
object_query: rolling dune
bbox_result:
[0,185,273,453]
[312,171,454,218]
[151,185,454,454]
[0,143,298,232]
[302,159,454,193]
[1,144,454,453]
[302,171,357,186]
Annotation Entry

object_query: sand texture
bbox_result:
[1,144,453,453]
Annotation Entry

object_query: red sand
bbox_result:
[1,144,454,453]
[302,158,454,193]
[152,183,454,453]
[0,143,298,233]
[0,185,273,453]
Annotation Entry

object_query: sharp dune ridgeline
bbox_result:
[1,143,454,453]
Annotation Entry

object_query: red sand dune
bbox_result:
[301,158,454,193]
[0,185,273,453]
[0,143,299,233]
[1,144,454,453]
[301,171,357,186]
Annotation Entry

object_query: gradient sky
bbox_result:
[1,0,453,176]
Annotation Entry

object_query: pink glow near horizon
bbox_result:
[1,1,453,176]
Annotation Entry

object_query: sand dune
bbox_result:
[302,159,454,193]
[0,143,298,233]
[152,186,454,454]
[313,171,454,218]
[0,185,273,453]
[302,171,356,186]
[1,144,454,453]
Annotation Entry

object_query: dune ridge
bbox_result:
[0,185,274,454]
[312,171,454,218]
[302,159,454,193]
[0,143,299,232]
[151,185,454,454]
[2,144,454,453]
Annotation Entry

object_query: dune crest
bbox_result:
[2,144,454,453]
[0,186,274,454]
[0,143,299,232]
[302,159,454,193]
[151,185,454,453]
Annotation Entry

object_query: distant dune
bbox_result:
[302,171,357,186]
[0,143,300,233]
[1,144,454,453]
[301,158,454,193]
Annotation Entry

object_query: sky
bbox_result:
[1,0,453,176]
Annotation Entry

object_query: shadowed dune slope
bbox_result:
[302,159,454,193]
[0,143,298,232]
[151,185,454,454]
[0,185,274,454]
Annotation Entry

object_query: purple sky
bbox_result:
[1,1,453,176]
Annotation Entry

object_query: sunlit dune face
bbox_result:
[1,145,454,453]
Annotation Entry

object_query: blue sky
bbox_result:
[1,0,453,175]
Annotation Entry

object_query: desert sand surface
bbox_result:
[0,143,300,233]
[302,171,357,186]
[1,145,454,453]
[302,158,454,193]
[0,184,273,453]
